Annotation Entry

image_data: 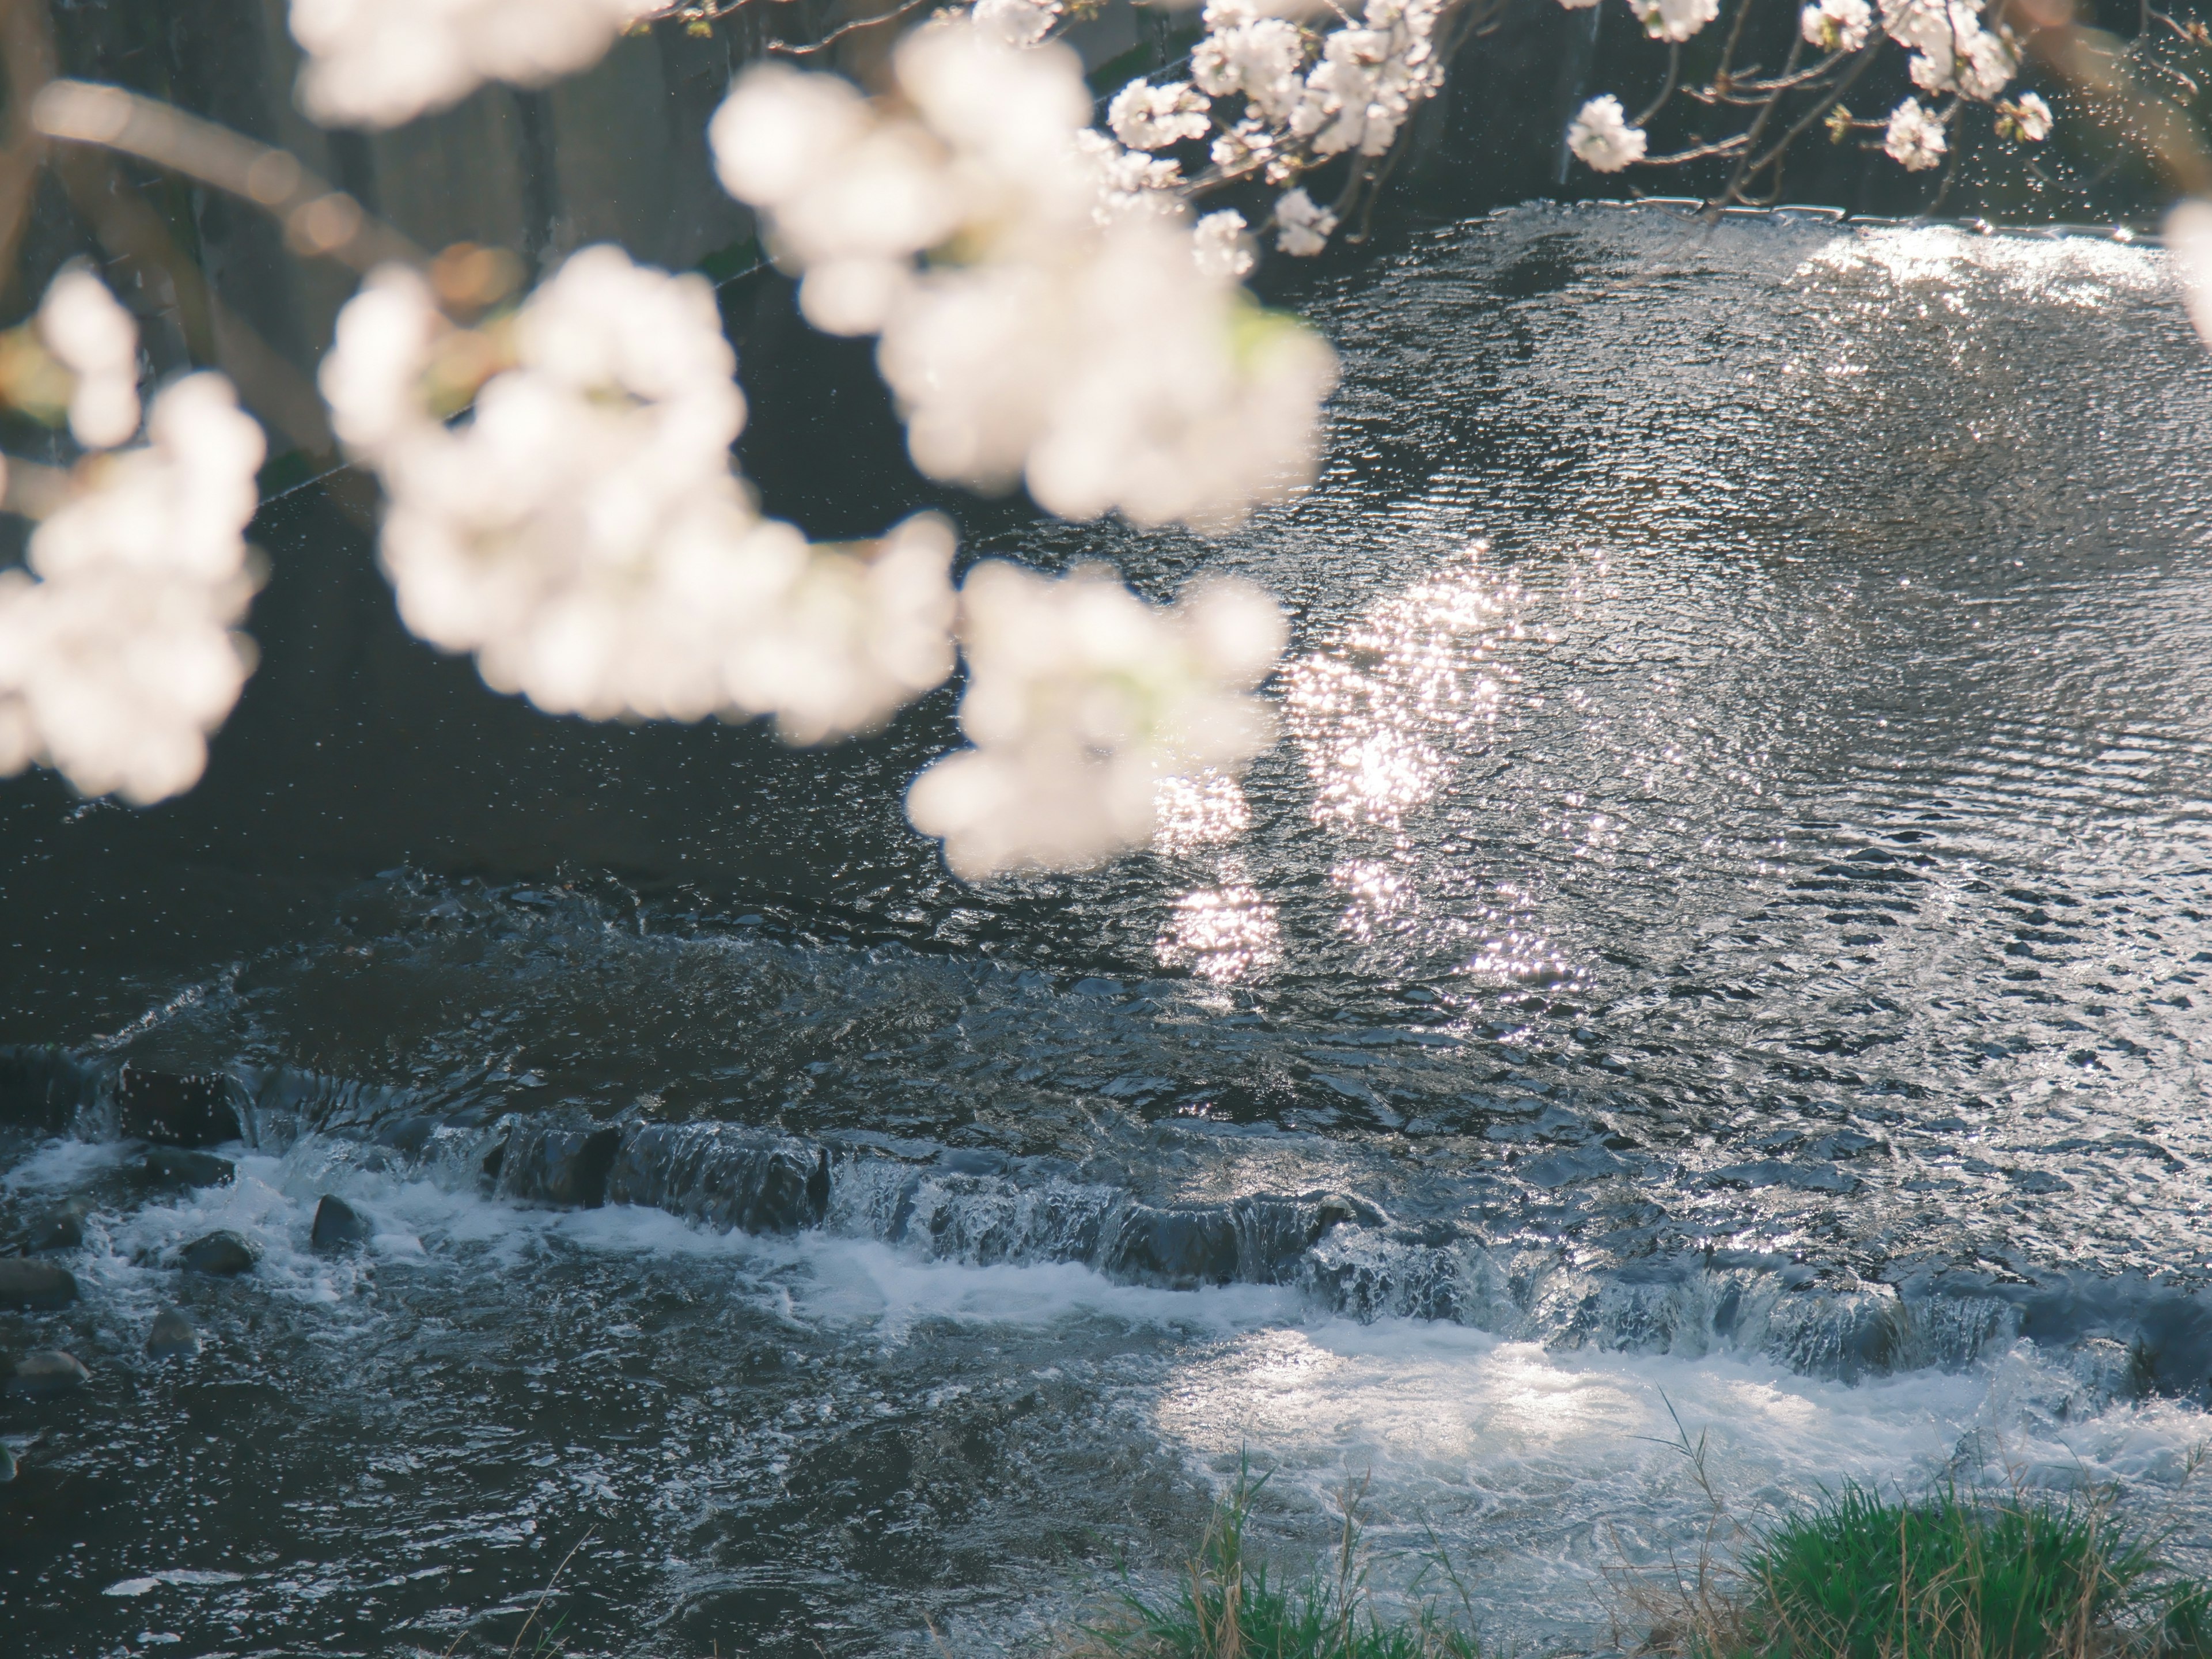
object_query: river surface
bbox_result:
[5,204,2212,1657]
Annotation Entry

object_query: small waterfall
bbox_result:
[5,1046,2201,1404]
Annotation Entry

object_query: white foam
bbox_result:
[1149,1319,2212,1647]
[2,1135,135,1191]
[47,1134,1296,1353]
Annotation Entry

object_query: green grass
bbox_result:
[1071,1469,2212,1659]
[1705,1484,2212,1659]
[1078,1469,1481,1659]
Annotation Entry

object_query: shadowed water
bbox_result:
[4,205,2212,1656]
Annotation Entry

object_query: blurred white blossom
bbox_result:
[1630,0,1720,42]
[321,247,953,738]
[37,266,139,449]
[1567,95,1647,173]
[1109,79,1213,151]
[1800,0,1873,52]
[288,0,661,128]
[1884,96,1946,169]
[1274,187,1337,255]
[0,374,264,804]
[908,562,1286,878]
[2162,198,2212,353]
[713,21,1337,532]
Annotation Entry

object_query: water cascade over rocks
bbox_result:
[3,1050,2206,1402]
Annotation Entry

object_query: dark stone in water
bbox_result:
[0,1259,78,1309]
[1101,1191,1386,1290]
[138,1146,236,1189]
[7,1350,89,1397]
[604,1124,831,1233]
[146,1307,201,1358]
[310,1194,370,1249]
[496,1119,622,1209]
[177,1231,256,1275]
[0,1044,97,1131]
[0,1441,14,1482]
[24,1198,88,1252]
[116,1065,238,1147]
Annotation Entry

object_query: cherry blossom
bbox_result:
[907,562,1286,878]
[288,0,661,128]
[0,374,264,803]
[1800,0,1873,52]
[1567,95,1648,173]
[37,267,139,449]
[1884,96,1948,169]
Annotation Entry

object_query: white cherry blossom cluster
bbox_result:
[1630,0,1721,42]
[287,0,662,128]
[974,0,1063,46]
[0,273,264,804]
[320,246,953,738]
[1800,0,1873,52]
[1566,0,2026,180]
[1880,0,2017,102]
[711,20,1337,532]
[1567,95,1647,173]
[907,562,1287,878]
[1996,91,2052,142]
[1124,0,1446,256]
[1884,97,1947,169]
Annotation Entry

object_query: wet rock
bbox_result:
[177,1232,256,1276]
[138,1146,236,1190]
[496,1119,622,1209]
[116,1065,239,1147]
[24,1198,88,1253]
[0,1259,78,1309]
[6,1350,89,1397]
[1103,1204,1241,1287]
[604,1124,830,1233]
[146,1307,201,1358]
[0,1441,14,1482]
[310,1194,370,1249]
[0,1045,97,1132]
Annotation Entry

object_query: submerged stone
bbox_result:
[310,1194,370,1249]
[146,1307,201,1358]
[139,1146,236,1190]
[7,1350,89,1397]
[0,1044,97,1132]
[496,1119,623,1209]
[24,1198,88,1252]
[177,1232,256,1276]
[604,1124,831,1233]
[0,1258,78,1309]
[115,1065,238,1147]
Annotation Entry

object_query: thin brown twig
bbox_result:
[764,0,935,57]
[504,1528,593,1659]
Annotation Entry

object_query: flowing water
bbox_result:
[6,204,2212,1657]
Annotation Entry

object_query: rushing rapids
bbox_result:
[5,204,2212,1654]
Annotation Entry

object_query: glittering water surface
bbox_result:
[6,206,2212,1656]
